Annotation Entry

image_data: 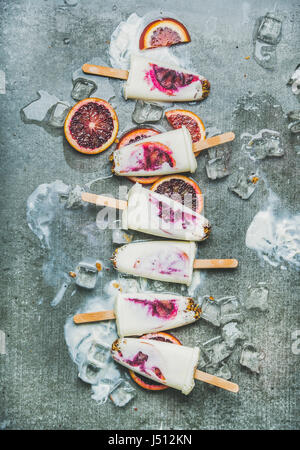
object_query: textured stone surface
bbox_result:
[0,0,299,430]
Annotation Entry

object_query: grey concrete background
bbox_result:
[0,0,299,430]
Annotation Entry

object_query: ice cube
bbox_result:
[199,296,221,327]
[222,322,245,348]
[229,169,259,200]
[91,381,113,404]
[253,41,277,70]
[288,121,300,134]
[109,380,136,407]
[72,58,116,102]
[48,101,70,128]
[198,346,210,368]
[132,100,163,124]
[75,260,98,289]
[79,361,101,384]
[87,340,110,368]
[206,362,232,382]
[71,78,97,101]
[245,283,269,311]
[218,296,245,325]
[240,343,265,374]
[256,13,282,45]
[287,64,300,95]
[244,130,284,160]
[202,336,232,366]
[205,145,231,180]
[287,110,300,121]
[21,90,60,124]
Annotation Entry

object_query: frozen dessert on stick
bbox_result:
[82,55,210,102]
[111,338,239,393]
[112,241,238,285]
[111,127,235,177]
[73,291,201,336]
[123,183,210,241]
[81,183,211,242]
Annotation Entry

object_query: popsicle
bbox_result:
[111,126,235,177]
[82,54,210,102]
[124,183,210,241]
[111,338,239,394]
[112,241,238,286]
[81,183,211,242]
[73,291,201,336]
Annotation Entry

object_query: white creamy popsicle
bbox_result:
[112,127,197,177]
[124,55,210,102]
[115,291,201,337]
[122,183,210,241]
[111,337,200,394]
[112,240,196,285]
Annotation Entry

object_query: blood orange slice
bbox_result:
[165,109,205,143]
[64,98,118,155]
[129,332,182,391]
[117,127,161,185]
[150,175,203,214]
[139,18,191,50]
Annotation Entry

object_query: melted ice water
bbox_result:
[246,191,300,270]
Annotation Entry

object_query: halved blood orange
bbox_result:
[64,98,118,155]
[139,18,191,50]
[129,332,182,391]
[117,127,161,185]
[165,109,205,143]
[150,175,203,213]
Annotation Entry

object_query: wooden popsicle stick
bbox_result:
[193,259,238,269]
[194,369,239,393]
[73,310,116,324]
[192,132,235,154]
[81,192,128,210]
[82,64,129,80]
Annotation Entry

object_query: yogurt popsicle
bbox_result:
[82,55,210,103]
[115,292,201,337]
[111,337,200,394]
[73,291,201,336]
[122,183,211,241]
[124,55,210,102]
[112,240,196,285]
[112,241,238,285]
[111,127,197,177]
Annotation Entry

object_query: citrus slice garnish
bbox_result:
[117,127,161,185]
[129,332,182,391]
[139,18,191,50]
[165,109,206,156]
[150,174,203,214]
[64,98,118,155]
[165,109,205,143]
